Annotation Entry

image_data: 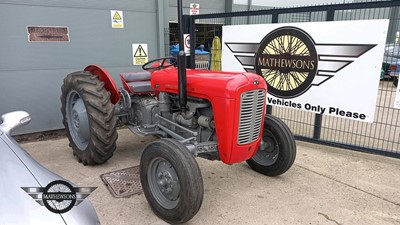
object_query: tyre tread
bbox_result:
[247,115,296,176]
[60,71,118,165]
[140,138,203,224]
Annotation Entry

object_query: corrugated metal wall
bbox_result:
[0,0,161,134]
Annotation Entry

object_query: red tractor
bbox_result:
[60,1,296,224]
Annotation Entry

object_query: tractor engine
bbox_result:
[128,93,217,159]
[118,68,267,164]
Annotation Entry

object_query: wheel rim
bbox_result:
[253,130,279,166]
[66,90,90,151]
[147,157,180,209]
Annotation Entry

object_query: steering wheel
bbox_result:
[142,57,177,71]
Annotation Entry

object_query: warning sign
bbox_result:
[132,44,148,65]
[190,3,200,15]
[184,34,190,55]
[111,10,124,28]
[113,12,122,20]
[134,45,147,57]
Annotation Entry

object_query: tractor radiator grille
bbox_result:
[237,89,265,145]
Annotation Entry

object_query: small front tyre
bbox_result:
[247,115,296,176]
[140,139,203,224]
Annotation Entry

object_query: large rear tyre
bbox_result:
[60,71,118,165]
[393,76,398,87]
[140,139,203,224]
[247,115,296,176]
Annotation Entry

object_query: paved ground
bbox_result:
[22,128,400,225]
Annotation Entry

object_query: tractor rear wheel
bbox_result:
[140,139,203,224]
[61,71,118,165]
[247,115,296,176]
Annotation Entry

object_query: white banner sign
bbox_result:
[222,20,389,122]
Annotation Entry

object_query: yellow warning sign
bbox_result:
[134,45,148,57]
[111,10,124,28]
[113,11,122,20]
[132,44,148,65]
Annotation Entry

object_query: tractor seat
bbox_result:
[120,71,153,94]
[120,71,151,82]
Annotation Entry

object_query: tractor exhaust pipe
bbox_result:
[177,0,187,112]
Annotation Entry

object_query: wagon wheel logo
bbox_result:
[42,180,77,214]
[22,180,97,214]
[226,26,377,99]
[255,27,318,98]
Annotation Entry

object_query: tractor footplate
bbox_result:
[100,166,142,198]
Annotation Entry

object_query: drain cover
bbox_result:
[100,166,142,198]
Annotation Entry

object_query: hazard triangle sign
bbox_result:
[134,45,148,57]
[111,10,124,28]
[132,44,148,65]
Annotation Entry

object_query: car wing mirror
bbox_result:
[0,111,31,134]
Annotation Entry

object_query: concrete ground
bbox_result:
[22,128,400,225]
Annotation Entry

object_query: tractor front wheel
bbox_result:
[247,115,296,176]
[61,71,118,165]
[140,139,203,224]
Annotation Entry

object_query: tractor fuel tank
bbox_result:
[151,68,268,164]
[151,68,264,99]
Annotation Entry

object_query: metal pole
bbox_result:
[156,0,166,57]
[266,11,279,115]
[247,0,252,24]
[312,8,336,139]
[189,17,196,69]
[177,0,187,111]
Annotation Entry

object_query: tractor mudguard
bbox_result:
[84,65,120,104]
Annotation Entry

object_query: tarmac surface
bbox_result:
[22,128,400,225]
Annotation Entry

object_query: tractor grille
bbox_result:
[237,89,265,145]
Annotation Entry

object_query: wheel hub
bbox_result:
[72,111,80,129]
[253,133,279,166]
[148,158,180,209]
[157,172,175,195]
[71,99,89,140]
[264,137,276,152]
[66,91,90,150]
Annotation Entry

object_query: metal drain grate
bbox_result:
[100,166,142,198]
